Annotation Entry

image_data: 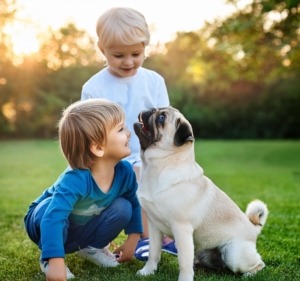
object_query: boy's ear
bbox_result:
[97,42,104,54]
[90,143,104,157]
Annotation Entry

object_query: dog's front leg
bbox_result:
[173,224,195,281]
[137,220,163,276]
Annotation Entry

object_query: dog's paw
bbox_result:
[242,261,265,277]
[178,271,194,281]
[137,266,156,276]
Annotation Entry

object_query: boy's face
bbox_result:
[101,43,145,78]
[103,121,131,160]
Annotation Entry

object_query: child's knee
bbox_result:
[109,197,132,223]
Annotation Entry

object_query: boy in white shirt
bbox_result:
[81,7,177,261]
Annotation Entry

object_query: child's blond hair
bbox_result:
[96,7,150,48]
[58,99,125,169]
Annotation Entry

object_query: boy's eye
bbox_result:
[113,53,141,58]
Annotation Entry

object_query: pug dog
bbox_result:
[133,107,268,281]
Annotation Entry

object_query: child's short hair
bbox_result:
[58,98,125,169]
[96,7,150,48]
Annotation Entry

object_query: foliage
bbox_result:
[0,0,300,139]
[0,140,299,280]
[148,0,300,139]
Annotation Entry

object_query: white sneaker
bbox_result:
[40,261,75,279]
[77,245,119,267]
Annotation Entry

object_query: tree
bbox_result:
[0,0,18,136]
[0,16,101,138]
[20,23,101,138]
[156,0,300,138]
[38,23,99,70]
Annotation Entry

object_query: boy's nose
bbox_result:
[123,57,133,66]
[126,128,131,138]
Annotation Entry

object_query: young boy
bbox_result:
[24,99,142,280]
[81,7,177,261]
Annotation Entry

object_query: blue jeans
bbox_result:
[24,197,132,255]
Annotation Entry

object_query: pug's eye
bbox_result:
[156,113,166,125]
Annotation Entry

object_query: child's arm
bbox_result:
[114,233,140,263]
[46,258,67,281]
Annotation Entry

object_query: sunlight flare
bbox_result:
[5,23,40,56]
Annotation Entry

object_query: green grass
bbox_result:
[0,140,299,281]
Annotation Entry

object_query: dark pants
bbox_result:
[24,197,132,255]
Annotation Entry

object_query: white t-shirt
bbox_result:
[81,67,170,165]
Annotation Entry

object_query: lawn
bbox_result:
[0,139,299,281]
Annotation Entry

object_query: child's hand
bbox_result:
[46,258,67,281]
[114,244,133,263]
[114,233,140,263]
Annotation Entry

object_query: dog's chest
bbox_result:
[137,178,189,222]
[138,194,173,233]
[137,179,169,215]
[137,183,160,206]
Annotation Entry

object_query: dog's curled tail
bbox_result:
[246,199,268,228]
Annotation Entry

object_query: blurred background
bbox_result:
[1,0,299,139]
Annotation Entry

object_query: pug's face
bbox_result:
[133,107,194,151]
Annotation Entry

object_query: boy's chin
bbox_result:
[123,151,131,158]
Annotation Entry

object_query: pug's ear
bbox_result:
[174,122,194,146]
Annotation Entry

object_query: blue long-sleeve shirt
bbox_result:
[26,160,142,260]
